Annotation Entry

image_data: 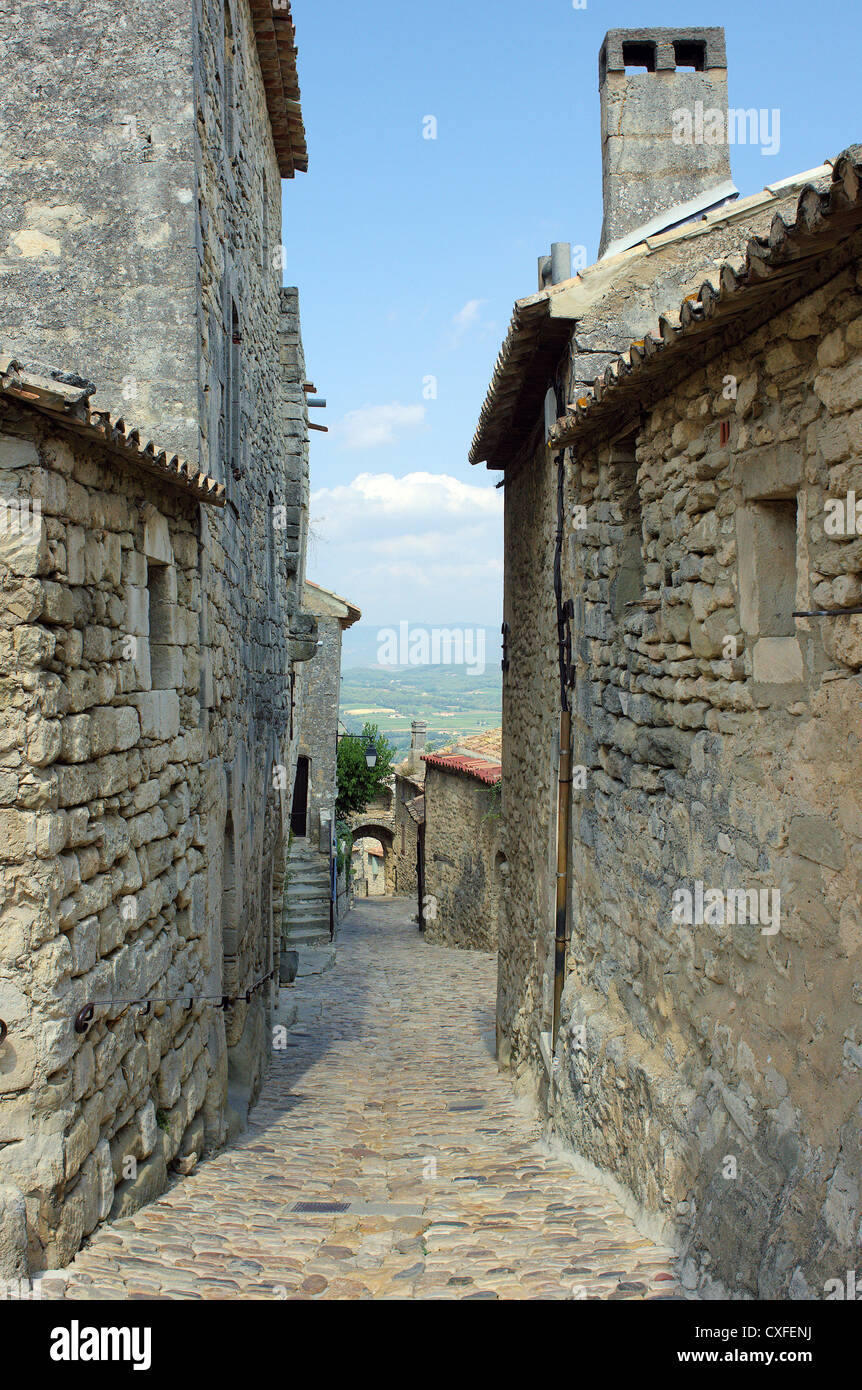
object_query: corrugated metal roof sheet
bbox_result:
[0,356,225,506]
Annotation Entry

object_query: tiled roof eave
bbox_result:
[249,1,308,179]
[551,152,862,451]
[468,298,575,469]
[0,359,225,506]
[422,752,502,786]
[468,162,836,471]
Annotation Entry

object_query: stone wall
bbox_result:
[0,0,314,1271]
[296,611,341,849]
[512,259,862,1297]
[352,840,387,897]
[393,770,423,895]
[497,209,775,1058]
[348,786,396,896]
[335,860,351,923]
[497,437,559,1067]
[424,767,504,952]
[0,0,198,459]
[184,0,304,1150]
[0,405,215,1269]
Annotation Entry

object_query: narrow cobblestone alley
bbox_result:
[46,899,681,1301]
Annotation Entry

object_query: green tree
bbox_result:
[336,722,395,819]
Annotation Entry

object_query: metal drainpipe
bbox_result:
[551,443,574,1055]
[552,708,572,1050]
[417,824,426,931]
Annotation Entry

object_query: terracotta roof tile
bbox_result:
[0,356,225,506]
[550,149,862,448]
[439,728,502,759]
[250,1,308,178]
[422,752,502,786]
[469,161,835,470]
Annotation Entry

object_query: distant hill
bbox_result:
[340,661,502,757]
[341,621,501,671]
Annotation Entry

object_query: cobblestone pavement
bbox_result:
[47,898,680,1300]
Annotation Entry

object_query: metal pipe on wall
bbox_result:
[552,447,574,1052]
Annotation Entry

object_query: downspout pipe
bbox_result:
[552,447,574,1054]
[417,824,426,932]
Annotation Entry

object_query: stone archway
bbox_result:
[348,819,396,895]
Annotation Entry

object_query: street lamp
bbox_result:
[365,741,378,769]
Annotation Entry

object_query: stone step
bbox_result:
[295,944,336,975]
[286,909,330,924]
[286,926,332,946]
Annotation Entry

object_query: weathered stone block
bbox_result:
[108,1147,167,1222]
[0,809,36,862]
[132,690,179,739]
[0,1185,28,1278]
[752,637,803,684]
[142,507,172,565]
[788,815,845,872]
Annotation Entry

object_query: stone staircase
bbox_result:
[282,837,332,948]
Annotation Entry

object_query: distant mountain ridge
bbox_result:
[339,661,502,757]
[341,621,501,670]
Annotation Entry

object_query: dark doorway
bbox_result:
[291,756,309,837]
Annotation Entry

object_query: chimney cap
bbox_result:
[599,27,727,83]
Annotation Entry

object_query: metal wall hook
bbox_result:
[75,1003,95,1035]
[0,1019,7,1046]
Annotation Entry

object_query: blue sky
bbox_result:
[281,0,859,640]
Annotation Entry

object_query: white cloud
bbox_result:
[332,402,427,450]
[452,298,485,331]
[447,298,496,347]
[308,471,503,626]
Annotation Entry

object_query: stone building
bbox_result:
[471,25,862,1297]
[281,581,359,951]
[351,839,386,898]
[393,720,428,897]
[347,782,397,896]
[421,733,503,952]
[292,581,361,850]
[0,0,323,1274]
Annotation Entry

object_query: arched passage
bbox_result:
[349,821,396,896]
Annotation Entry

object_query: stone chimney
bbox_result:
[598,27,736,259]
[409,720,427,776]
